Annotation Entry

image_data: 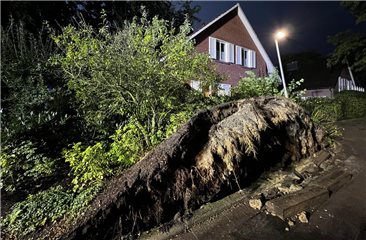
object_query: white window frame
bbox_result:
[190,80,201,91]
[217,83,231,96]
[236,46,256,68]
[208,37,234,63]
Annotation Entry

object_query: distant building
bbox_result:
[189,3,274,95]
[283,52,364,98]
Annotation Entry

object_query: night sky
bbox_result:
[191,1,366,64]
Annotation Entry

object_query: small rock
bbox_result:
[285,227,289,231]
[249,199,263,210]
[298,211,309,223]
[288,220,295,227]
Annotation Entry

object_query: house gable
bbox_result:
[190,3,274,78]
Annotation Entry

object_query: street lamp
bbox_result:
[274,30,288,98]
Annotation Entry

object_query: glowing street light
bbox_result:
[274,30,288,98]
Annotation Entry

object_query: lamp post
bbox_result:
[274,31,288,98]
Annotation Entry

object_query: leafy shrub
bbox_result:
[2,186,73,237]
[287,78,306,101]
[335,91,366,119]
[301,98,342,122]
[300,98,343,144]
[108,121,144,166]
[52,11,220,146]
[0,141,56,193]
[2,184,102,238]
[64,122,143,191]
[64,142,109,191]
[231,71,280,99]
[1,21,74,145]
[301,91,366,122]
[68,182,102,217]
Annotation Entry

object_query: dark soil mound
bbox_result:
[31,97,322,240]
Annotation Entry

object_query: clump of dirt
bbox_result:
[30,97,322,240]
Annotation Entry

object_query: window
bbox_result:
[218,83,231,96]
[209,37,234,63]
[190,80,201,91]
[236,46,256,68]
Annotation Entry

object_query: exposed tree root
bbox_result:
[30,97,322,240]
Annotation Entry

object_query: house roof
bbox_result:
[189,3,275,74]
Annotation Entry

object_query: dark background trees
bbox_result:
[1,1,200,32]
[327,1,366,75]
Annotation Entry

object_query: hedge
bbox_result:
[301,91,366,121]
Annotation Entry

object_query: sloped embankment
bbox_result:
[33,97,322,240]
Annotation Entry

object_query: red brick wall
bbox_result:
[194,9,268,86]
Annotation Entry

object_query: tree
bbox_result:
[52,12,219,148]
[327,2,366,73]
[327,31,366,73]
[341,1,366,24]
[1,1,201,33]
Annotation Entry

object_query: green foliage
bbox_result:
[108,121,144,166]
[64,142,108,191]
[341,1,366,24]
[328,2,366,72]
[335,91,366,119]
[327,31,366,73]
[300,98,343,144]
[286,78,306,101]
[1,21,69,142]
[0,141,56,193]
[300,91,366,144]
[2,184,102,238]
[51,11,219,145]
[2,186,73,237]
[231,71,280,99]
[68,183,102,217]
[64,122,143,191]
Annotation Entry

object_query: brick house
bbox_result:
[190,3,274,95]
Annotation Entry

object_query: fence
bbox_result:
[337,77,365,92]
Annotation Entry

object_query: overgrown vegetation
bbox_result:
[300,91,366,144]
[1,9,221,238]
[230,70,305,101]
[2,3,363,238]
[0,141,56,193]
[2,184,102,238]
[231,71,280,98]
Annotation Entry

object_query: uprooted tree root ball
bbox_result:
[30,97,323,240]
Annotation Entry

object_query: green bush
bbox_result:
[231,71,280,99]
[335,91,366,119]
[64,122,143,191]
[301,98,343,122]
[1,21,74,146]
[52,11,220,145]
[300,91,366,144]
[2,186,73,237]
[300,98,343,144]
[0,141,56,193]
[2,184,102,238]
[64,142,109,191]
[108,120,143,166]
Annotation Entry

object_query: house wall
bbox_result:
[193,9,268,86]
[304,88,333,98]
